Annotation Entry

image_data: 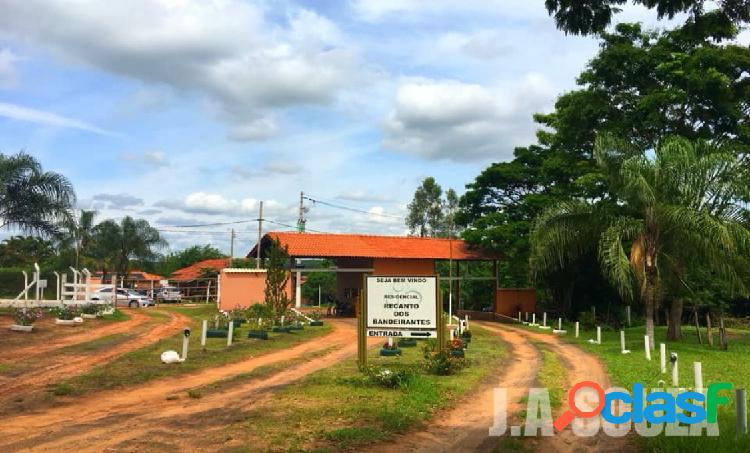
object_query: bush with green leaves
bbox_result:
[53,304,79,320]
[12,307,43,326]
[245,303,274,321]
[81,303,101,315]
[421,340,467,376]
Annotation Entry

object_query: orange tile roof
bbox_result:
[251,232,501,260]
[171,258,231,281]
[93,269,164,281]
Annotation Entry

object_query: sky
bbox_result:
[0,0,702,255]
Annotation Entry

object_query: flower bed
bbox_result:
[310,320,324,327]
[10,307,43,331]
[397,338,417,347]
[248,330,269,340]
[206,329,228,338]
[380,340,402,357]
[272,326,292,333]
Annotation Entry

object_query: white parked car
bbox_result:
[92,287,154,308]
[153,286,182,303]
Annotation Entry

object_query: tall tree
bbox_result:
[264,238,291,317]
[406,177,444,237]
[0,236,56,268]
[155,244,225,276]
[90,216,166,279]
[60,210,97,268]
[0,152,75,236]
[530,137,750,346]
[544,0,750,36]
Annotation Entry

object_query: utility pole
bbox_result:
[297,191,306,233]
[256,201,263,269]
[229,228,235,260]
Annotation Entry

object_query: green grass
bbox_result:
[226,326,507,451]
[558,322,750,452]
[51,305,332,396]
[535,343,566,410]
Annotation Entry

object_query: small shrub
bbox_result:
[81,303,101,315]
[12,307,43,326]
[53,382,74,396]
[53,305,79,320]
[365,366,414,389]
[382,340,399,351]
[244,303,274,321]
[309,309,323,321]
[421,340,466,376]
[187,389,202,399]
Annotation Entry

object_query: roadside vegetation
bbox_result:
[217,325,506,451]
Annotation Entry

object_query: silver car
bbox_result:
[92,287,154,308]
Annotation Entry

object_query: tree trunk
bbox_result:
[643,264,657,350]
[667,298,683,340]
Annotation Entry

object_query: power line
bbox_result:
[303,195,403,220]
[158,219,256,228]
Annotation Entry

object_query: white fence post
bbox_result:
[22,271,29,301]
[597,326,601,344]
[621,331,630,353]
[694,362,703,392]
[672,353,679,387]
[227,321,234,347]
[737,389,747,437]
[34,263,41,301]
[201,320,207,347]
[575,321,579,338]
[644,335,651,361]
[660,343,666,373]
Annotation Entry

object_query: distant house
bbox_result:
[171,258,230,302]
[93,269,164,287]
[171,258,231,282]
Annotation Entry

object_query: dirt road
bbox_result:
[372,322,628,453]
[0,309,190,408]
[0,318,372,452]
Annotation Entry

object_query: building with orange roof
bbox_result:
[222,231,535,318]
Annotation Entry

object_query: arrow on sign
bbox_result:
[411,332,432,337]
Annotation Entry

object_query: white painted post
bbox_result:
[660,343,666,373]
[318,285,321,307]
[644,335,651,360]
[227,321,234,346]
[532,313,536,325]
[22,270,28,301]
[181,332,189,361]
[281,315,285,327]
[465,315,469,330]
[543,312,547,327]
[34,263,41,301]
[388,337,394,347]
[620,331,627,353]
[295,270,302,308]
[597,326,601,344]
[518,311,521,322]
[201,320,207,347]
[626,306,632,326]
[450,330,454,341]
[575,321,579,338]
[737,389,747,437]
[558,318,562,330]
[693,362,703,392]
[672,354,679,387]
[53,271,60,301]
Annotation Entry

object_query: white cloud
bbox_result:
[120,150,169,167]
[337,191,393,203]
[155,192,287,217]
[0,1,363,140]
[0,101,116,136]
[92,193,144,209]
[0,48,20,88]
[382,74,556,161]
[436,31,512,60]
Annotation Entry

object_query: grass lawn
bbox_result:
[526,320,750,452]
[53,305,332,396]
[224,325,507,452]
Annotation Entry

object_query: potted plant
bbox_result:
[247,318,270,340]
[81,303,102,319]
[398,337,417,347]
[448,338,465,358]
[10,307,43,332]
[229,305,246,328]
[54,305,81,325]
[309,309,324,327]
[380,340,402,357]
[461,329,472,343]
[206,314,229,338]
[271,312,292,333]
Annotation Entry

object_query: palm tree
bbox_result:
[68,210,96,268]
[0,152,75,236]
[530,137,750,347]
[90,216,167,280]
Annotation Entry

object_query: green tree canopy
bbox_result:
[406,177,460,237]
[545,0,750,35]
[0,152,75,236]
[264,237,291,317]
[0,236,56,268]
[156,244,225,276]
[530,137,750,346]
[90,216,166,278]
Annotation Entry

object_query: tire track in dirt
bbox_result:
[0,309,151,361]
[0,319,376,452]
[0,309,190,404]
